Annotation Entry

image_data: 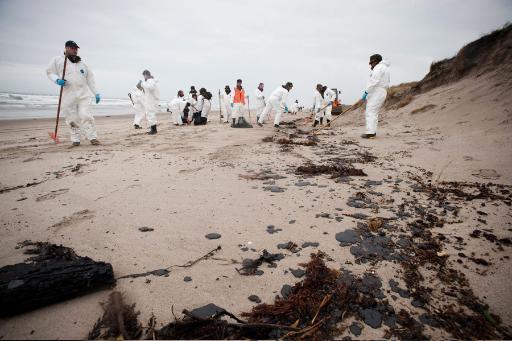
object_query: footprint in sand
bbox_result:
[22,155,43,163]
[471,169,501,180]
[36,188,69,202]
[51,209,95,231]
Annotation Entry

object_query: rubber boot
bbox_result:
[134,124,141,129]
[320,117,323,125]
[231,118,236,127]
[313,120,319,127]
[148,125,157,135]
[326,119,331,126]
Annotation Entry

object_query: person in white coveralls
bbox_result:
[360,54,390,139]
[46,40,101,146]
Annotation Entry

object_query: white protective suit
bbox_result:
[188,97,198,116]
[196,94,204,112]
[290,102,299,114]
[46,55,98,143]
[140,78,160,127]
[365,60,390,134]
[258,86,289,126]
[130,89,146,127]
[168,96,187,125]
[254,88,265,119]
[313,90,325,121]
[323,88,336,120]
[221,91,232,123]
[201,98,211,118]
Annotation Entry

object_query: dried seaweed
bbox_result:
[296,162,367,177]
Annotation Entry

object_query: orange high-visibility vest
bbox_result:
[233,88,245,105]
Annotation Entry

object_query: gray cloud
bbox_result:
[0,0,510,105]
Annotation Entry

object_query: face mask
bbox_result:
[67,55,81,63]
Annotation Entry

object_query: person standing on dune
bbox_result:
[361,54,390,139]
[46,40,101,146]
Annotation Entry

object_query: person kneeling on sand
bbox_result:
[199,91,212,125]
[360,54,390,139]
[192,89,211,125]
[257,82,293,128]
[192,88,206,125]
[188,93,198,120]
[182,103,192,125]
[46,40,101,146]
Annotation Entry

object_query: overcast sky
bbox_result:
[0,0,510,105]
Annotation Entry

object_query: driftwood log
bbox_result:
[0,241,115,317]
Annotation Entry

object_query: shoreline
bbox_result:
[0,113,134,124]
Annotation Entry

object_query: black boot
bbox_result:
[313,120,319,127]
[361,133,376,139]
[231,118,236,127]
[148,125,157,135]
[320,117,323,125]
[134,124,141,129]
[326,119,331,126]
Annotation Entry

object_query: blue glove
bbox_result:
[362,91,368,101]
[328,101,333,106]
[56,79,66,86]
[230,103,233,108]
[95,93,101,104]
[284,106,289,113]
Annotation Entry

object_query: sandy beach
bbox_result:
[1,18,512,339]
[0,59,511,338]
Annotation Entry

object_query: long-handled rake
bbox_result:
[49,53,68,143]
[309,102,358,137]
